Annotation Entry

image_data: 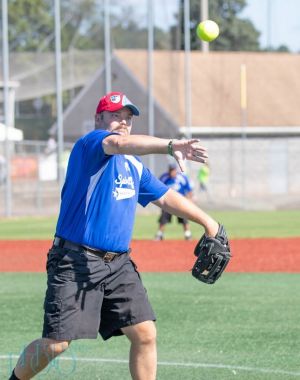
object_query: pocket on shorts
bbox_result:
[46,248,67,273]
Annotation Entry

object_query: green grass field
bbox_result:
[1,273,299,379]
[0,210,300,239]
[0,211,300,379]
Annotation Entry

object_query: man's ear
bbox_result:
[95,113,103,122]
[94,113,102,129]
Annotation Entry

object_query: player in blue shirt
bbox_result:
[155,163,194,240]
[10,92,219,380]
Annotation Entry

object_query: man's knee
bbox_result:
[140,327,156,346]
[123,321,157,346]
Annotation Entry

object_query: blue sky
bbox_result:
[240,0,300,52]
[145,0,300,53]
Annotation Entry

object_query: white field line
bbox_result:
[1,355,300,377]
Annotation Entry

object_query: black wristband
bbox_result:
[167,140,173,156]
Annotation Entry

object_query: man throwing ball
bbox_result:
[10,91,221,380]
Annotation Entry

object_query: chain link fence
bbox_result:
[0,136,299,216]
[0,140,72,216]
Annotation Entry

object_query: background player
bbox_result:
[155,163,193,240]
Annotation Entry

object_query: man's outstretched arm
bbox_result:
[102,135,208,171]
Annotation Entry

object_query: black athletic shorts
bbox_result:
[42,245,155,341]
[158,210,188,225]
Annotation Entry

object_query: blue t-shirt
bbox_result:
[159,171,192,196]
[55,130,168,252]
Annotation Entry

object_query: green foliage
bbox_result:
[8,0,100,51]
[212,17,260,51]
[7,0,261,53]
[263,45,290,53]
[111,25,169,50]
[203,0,261,51]
[7,0,168,52]
[8,0,53,51]
[172,0,260,51]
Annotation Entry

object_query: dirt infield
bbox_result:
[0,238,299,272]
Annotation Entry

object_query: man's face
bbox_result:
[95,108,133,136]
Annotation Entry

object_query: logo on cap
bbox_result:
[110,95,121,104]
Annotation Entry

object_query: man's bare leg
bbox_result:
[122,321,157,380]
[12,338,70,380]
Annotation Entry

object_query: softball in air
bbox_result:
[196,20,219,42]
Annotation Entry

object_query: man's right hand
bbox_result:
[171,139,208,172]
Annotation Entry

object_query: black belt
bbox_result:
[53,237,126,263]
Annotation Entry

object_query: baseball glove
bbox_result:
[192,224,231,284]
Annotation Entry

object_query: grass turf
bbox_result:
[0,210,299,240]
[1,273,300,379]
[1,212,299,378]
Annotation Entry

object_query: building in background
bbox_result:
[1,49,300,212]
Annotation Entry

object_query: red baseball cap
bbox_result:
[96,91,140,116]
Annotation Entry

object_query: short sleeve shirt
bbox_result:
[55,130,168,252]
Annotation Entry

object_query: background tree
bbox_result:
[70,2,169,50]
[8,0,53,51]
[7,0,168,52]
[7,0,99,51]
[171,0,261,51]
[6,0,290,53]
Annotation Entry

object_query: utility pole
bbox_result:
[54,0,64,190]
[104,0,112,93]
[184,0,192,139]
[201,0,209,52]
[2,0,12,216]
[147,0,155,173]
